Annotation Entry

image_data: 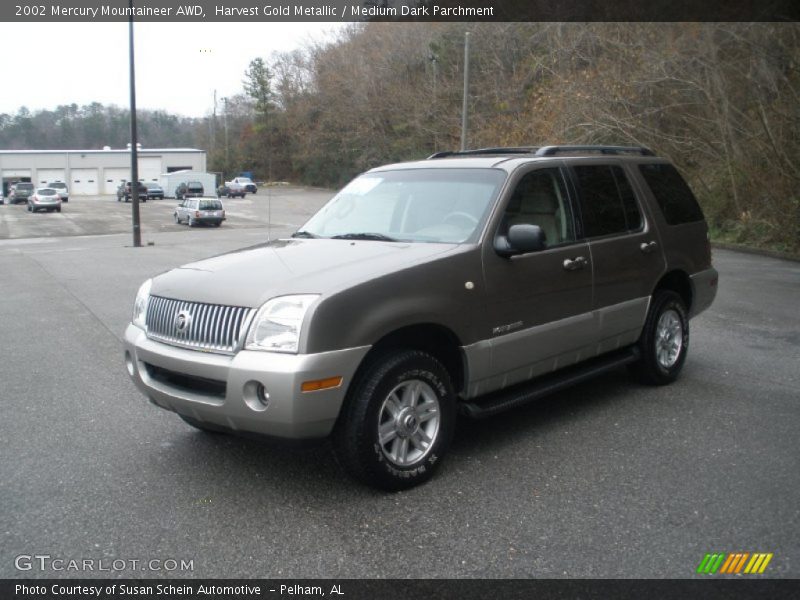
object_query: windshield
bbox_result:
[299,168,505,243]
[144,182,159,189]
[17,183,34,190]
[49,182,66,189]
[37,188,57,196]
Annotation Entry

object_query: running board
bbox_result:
[460,346,640,419]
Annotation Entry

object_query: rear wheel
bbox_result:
[629,290,689,385]
[333,349,456,491]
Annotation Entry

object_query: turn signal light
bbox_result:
[301,376,343,393]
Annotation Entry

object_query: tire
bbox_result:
[56,207,61,213]
[332,349,456,491]
[179,414,228,434]
[629,290,689,385]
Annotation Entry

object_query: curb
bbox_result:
[712,242,800,263]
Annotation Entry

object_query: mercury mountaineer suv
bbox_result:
[123,145,718,490]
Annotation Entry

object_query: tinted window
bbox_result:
[574,165,642,237]
[199,200,222,210]
[639,163,704,225]
[17,183,34,190]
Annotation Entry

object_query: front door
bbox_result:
[480,166,594,392]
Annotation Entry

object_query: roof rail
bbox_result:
[535,145,655,157]
[427,147,540,159]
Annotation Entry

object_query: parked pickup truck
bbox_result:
[226,177,257,194]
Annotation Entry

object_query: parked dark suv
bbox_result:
[117,181,147,202]
[9,182,34,204]
[175,181,204,200]
[124,145,718,490]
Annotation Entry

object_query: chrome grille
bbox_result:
[145,296,254,354]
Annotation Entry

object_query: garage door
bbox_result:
[71,169,99,195]
[138,157,162,182]
[103,167,130,195]
[37,168,66,186]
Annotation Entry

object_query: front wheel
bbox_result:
[333,350,456,491]
[629,290,689,385]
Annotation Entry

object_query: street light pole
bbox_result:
[128,0,141,247]
[460,31,471,152]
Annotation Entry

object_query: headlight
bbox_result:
[245,294,319,354]
[132,278,152,330]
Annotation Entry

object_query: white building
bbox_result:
[0,147,207,196]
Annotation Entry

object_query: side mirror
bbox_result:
[495,224,546,257]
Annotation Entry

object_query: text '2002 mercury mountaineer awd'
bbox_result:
[124,146,718,490]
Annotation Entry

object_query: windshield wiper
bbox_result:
[292,230,319,239]
[331,232,399,242]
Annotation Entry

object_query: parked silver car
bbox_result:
[125,145,718,490]
[174,197,225,227]
[28,188,62,213]
[47,181,69,202]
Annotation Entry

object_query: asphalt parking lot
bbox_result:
[0,188,332,240]
[1,189,798,579]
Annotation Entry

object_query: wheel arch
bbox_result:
[653,269,693,312]
[349,323,466,397]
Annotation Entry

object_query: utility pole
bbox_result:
[430,51,438,152]
[223,97,230,175]
[128,0,141,247]
[460,31,471,152]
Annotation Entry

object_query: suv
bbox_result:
[123,145,718,490]
[9,182,34,204]
[117,181,147,202]
[176,181,204,200]
[48,181,69,202]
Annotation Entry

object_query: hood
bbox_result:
[150,238,459,307]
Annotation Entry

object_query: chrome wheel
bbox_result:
[656,309,683,369]
[377,379,440,467]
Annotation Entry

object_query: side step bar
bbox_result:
[460,346,641,419]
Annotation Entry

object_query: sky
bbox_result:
[0,22,346,118]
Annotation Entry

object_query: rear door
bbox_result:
[567,161,665,351]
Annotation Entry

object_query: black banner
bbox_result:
[3,579,800,600]
[1,0,799,22]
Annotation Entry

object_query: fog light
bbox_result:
[243,380,270,412]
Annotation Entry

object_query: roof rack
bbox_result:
[535,145,654,156]
[427,147,540,159]
[427,145,655,159]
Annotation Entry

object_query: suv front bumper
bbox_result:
[123,324,369,439]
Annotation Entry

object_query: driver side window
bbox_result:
[500,168,575,247]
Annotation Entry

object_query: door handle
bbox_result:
[563,256,587,271]
[640,241,657,254]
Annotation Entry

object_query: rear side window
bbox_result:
[573,165,643,237]
[639,163,704,225]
